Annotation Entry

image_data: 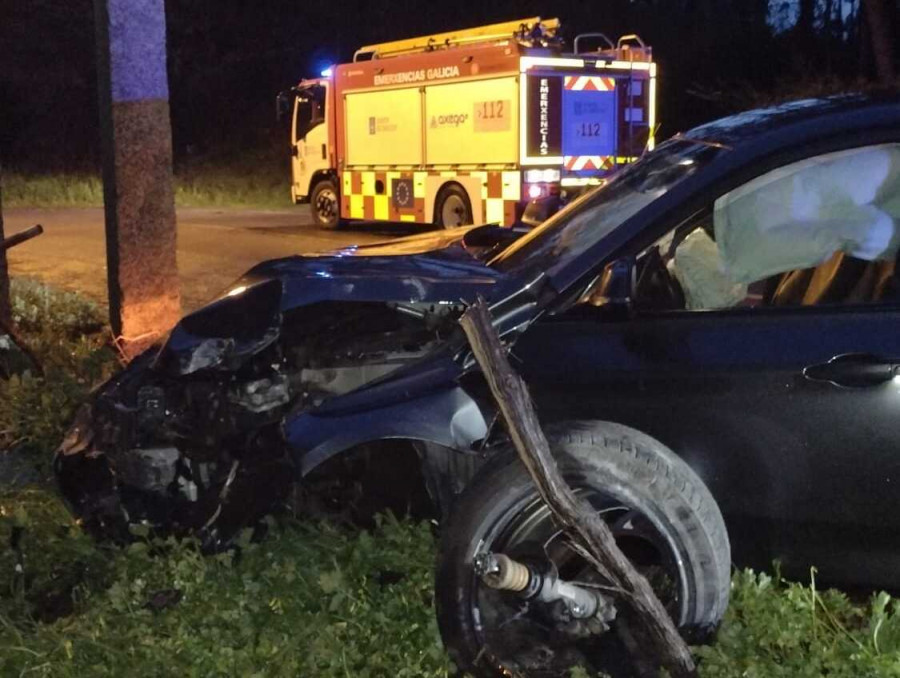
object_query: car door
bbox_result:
[514,142,900,588]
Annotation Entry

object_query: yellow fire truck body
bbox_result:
[282,18,656,227]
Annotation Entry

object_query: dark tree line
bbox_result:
[0,0,896,173]
[865,0,898,81]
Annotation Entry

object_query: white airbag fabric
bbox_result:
[713,145,900,283]
[670,229,748,310]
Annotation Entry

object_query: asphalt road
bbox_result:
[3,207,415,311]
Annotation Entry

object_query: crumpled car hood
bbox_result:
[239,227,507,309]
[156,228,513,374]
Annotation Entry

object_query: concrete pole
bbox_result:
[94,0,180,357]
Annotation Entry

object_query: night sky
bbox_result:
[0,0,886,171]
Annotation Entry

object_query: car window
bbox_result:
[490,138,726,276]
[715,143,900,282]
[632,143,900,312]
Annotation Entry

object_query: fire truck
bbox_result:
[278,18,656,228]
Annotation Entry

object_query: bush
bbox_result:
[0,279,116,464]
[8,278,105,339]
[697,569,900,677]
[0,491,449,677]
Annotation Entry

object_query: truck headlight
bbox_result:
[524,169,561,184]
[541,168,560,183]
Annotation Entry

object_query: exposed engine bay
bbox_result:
[56,292,468,550]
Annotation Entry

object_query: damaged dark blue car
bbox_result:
[56,96,900,677]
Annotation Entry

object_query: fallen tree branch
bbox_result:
[459,296,697,678]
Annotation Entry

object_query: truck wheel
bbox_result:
[435,420,731,677]
[435,184,473,228]
[311,178,340,228]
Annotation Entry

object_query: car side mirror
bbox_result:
[582,256,636,311]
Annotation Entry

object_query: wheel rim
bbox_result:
[466,481,687,676]
[315,187,338,223]
[440,193,470,228]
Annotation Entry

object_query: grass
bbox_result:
[172,155,293,208]
[0,279,116,465]
[2,174,106,209]
[0,492,449,677]
[2,279,900,676]
[0,278,449,677]
[3,161,293,210]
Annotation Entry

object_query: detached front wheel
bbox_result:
[311,178,340,228]
[435,421,731,677]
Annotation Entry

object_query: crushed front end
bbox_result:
[54,271,478,550]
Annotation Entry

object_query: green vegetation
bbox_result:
[1,492,449,677]
[4,157,292,210]
[2,279,900,676]
[2,174,105,209]
[0,279,116,465]
[0,279,448,676]
[698,570,900,677]
[172,155,293,209]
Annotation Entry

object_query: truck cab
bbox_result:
[279,78,338,225]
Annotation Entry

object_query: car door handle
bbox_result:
[802,353,897,388]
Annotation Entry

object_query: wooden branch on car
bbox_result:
[459,296,697,678]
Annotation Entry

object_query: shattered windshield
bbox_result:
[490,138,728,275]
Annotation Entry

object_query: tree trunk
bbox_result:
[0,162,9,327]
[864,0,897,83]
[459,298,697,678]
[797,0,818,41]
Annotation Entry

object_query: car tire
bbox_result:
[435,184,474,228]
[311,178,341,228]
[435,420,731,677]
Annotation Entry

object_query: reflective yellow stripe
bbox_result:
[400,214,416,222]
[501,171,521,201]
[349,194,365,219]
[361,171,376,196]
[374,195,389,220]
[413,172,427,198]
[485,198,504,224]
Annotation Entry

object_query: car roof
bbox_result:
[680,94,900,149]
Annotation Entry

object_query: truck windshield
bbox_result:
[295,85,326,140]
[490,138,728,275]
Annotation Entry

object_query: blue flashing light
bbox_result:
[320,67,334,78]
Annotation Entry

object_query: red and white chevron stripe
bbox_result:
[563,155,616,171]
[563,76,616,91]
